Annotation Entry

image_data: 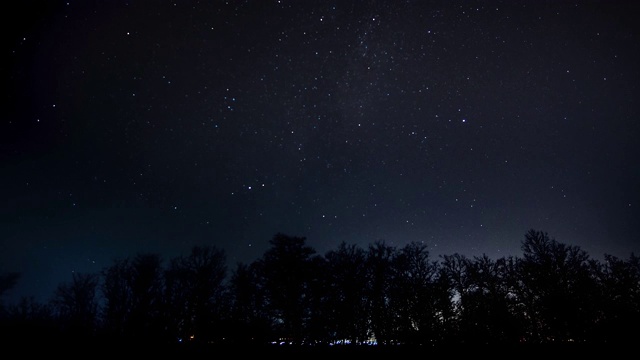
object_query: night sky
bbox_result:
[2,0,639,304]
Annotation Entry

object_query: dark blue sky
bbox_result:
[2,0,639,304]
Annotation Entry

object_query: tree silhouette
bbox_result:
[322,242,370,345]
[516,229,597,342]
[228,261,271,345]
[439,253,471,342]
[1,296,54,347]
[461,254,522,344]
[365,240,396,345]
[388,241,439,345]
[164,245,227,344]
[101,256,132,339]
[1,228,636,352]
[302,253,331,344]
[591,253,640,343]
[51,272,100,340]
[259,233,317,344]
[101,253,166,343]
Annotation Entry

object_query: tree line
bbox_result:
[0,229,638,350]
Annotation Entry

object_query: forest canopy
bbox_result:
[1,229,638,351]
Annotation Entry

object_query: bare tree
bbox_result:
[323,242,370,345]
[228,261,271,345]
[101,253,165,343]
[51,272,100,338]
[259,233,317,344]
[365,240,396,345]
[164,245,227,344]
[516,229,597,343]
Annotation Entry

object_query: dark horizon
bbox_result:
[1,229,639,354]
[1,227,637,305]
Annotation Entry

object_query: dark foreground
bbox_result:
[7,339,631,358]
